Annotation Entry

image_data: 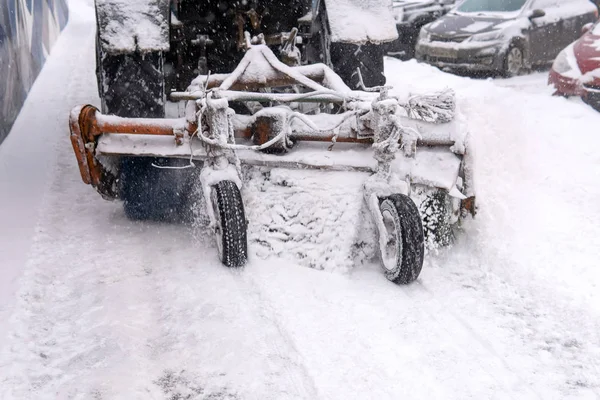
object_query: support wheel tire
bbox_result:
[378,194,425,284]
[210,180,248,268]
[504,44,524,77]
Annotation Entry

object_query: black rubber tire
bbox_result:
[95,32,165,117]
[378,194,425,284]
[120,158,196,222]
[211,180,248,268]
[503,43,525,78]
[330,42,386,89]
[583,90,600,112]
[95,31,197,221]
[313,1,386,89]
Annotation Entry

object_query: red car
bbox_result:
[549,20,600,111]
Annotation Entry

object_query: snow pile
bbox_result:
[386,57,600,397]
[96,0,169,54]
[325,0,398,44]
[242,167,377,273]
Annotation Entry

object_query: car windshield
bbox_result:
[456,0,528,13]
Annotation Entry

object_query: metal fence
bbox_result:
[0,0,69,144]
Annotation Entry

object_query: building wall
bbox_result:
[0,0,68,144]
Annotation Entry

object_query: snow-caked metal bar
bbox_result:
[70,42,475,284]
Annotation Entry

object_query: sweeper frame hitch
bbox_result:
[70,43,475,284]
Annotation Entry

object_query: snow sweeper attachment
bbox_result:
[69,44,475,284]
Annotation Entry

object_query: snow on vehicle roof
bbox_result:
[96,0,169,54]
[325,0,399,44]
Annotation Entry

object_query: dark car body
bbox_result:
[388,0,457,59]
[415,0,598,75]
[549,20,600,111]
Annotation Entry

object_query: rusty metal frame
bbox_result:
[69,104,197,199]
[70,44,476,216]
[70,102,476,215]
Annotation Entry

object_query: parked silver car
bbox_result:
[415,0,598,76]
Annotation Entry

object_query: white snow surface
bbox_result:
[324,0,399,44]
[1,1,600,399]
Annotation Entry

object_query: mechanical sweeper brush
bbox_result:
[72,27,476,285]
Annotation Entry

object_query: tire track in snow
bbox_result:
[228,268,321,399]
[404,277,544,399]
[243,261,533,399]
[139,234,322,399]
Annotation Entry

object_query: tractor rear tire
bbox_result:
[313,1,386,89]
[95,31,165,118]
[96,31,197,222]
[378,194,425,284]
[210,180,248,268]
[330,42,386,89]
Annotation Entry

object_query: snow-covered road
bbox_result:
[1,1,599,399]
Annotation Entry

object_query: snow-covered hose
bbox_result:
[290,109,367,149]
[372,127,400,163]
[198,110,364,152]
[290,110,364,133]
[199,129,289,152]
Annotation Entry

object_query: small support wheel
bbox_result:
[378,194,425,284]
[210,180,248,268]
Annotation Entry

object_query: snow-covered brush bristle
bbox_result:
[404,89,456,124]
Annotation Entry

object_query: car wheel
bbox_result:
[504,45,524,77]
[583,91,600,112]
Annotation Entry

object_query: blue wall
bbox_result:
[0,0,68,144]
